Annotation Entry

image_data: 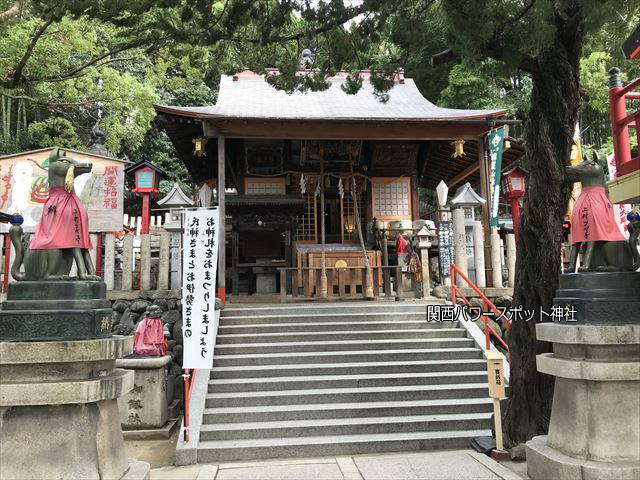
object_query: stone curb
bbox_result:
[537,353,640,381]
[0,368,134,406]
[0,335,133,364]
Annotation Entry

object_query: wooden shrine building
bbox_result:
[155,69,522,300]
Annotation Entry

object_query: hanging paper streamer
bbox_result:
[299,173,306,194]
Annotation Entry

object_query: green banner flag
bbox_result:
[488,127,506,228]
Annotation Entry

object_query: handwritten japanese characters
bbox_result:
[182,208,220,369]
[438,220,455,276]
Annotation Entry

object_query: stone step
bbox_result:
[211,359,487,378]
[218,320,456,334]
[215,329,466,344]
[196,429,489,462]
[213,348,483,367]
[208,371,487,393]
[199,413,492,441]
[203,398,494,423]
[205,384,489,408]
[219,312,432,325]
[221,303,435,317]
[215,338,474,355]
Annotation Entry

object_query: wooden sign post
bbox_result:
[485,351,509,459]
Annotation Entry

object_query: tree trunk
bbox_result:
[503,6,584,447]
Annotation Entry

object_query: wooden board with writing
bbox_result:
[438,220,455,276]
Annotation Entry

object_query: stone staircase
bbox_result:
[197,302,492,462]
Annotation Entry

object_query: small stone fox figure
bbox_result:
[10,147,100,281]
[566,152,639,272]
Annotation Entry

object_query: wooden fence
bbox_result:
[0,213,179,299]
[279,265,409,303]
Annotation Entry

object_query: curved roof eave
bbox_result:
[154,105,509,124]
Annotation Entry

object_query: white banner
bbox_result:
[182,208,220,369]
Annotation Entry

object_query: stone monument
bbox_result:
[526,157,640,480]
[0,148,149,480]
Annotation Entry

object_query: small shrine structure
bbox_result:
[154,69,523,299]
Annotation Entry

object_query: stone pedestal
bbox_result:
[0,336,150,480]
[526,323,640,480]
[0,281,112,341]
[117,355,171,430]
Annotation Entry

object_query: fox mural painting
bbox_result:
[0,147,125,234]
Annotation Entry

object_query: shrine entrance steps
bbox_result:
[197,302,492,462]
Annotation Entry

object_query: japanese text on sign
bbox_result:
[438,220,455,276]
[182,208,220,369]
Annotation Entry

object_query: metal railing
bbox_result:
[450,263,511,362]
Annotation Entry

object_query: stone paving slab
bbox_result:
[150,449,525,480]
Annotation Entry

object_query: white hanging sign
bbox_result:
[182,208,220,369]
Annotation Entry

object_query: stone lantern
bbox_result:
[450,183,486,287]
[157,183,194,289]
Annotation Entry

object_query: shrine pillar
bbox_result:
[217,135,226,304]
[472,223,486,288]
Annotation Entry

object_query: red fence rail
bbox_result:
[609,68,639,177]
[450,263,511,362]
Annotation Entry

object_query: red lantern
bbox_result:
[501,167,527,240]
[125,161,169,234]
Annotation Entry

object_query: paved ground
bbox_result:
[149,450,525,480]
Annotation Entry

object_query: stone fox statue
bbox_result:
[566,152,640,272]
[10,148,100,281]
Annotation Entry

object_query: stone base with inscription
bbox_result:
[0,281,112,341]
[117,355,172,430]
[0,336,150,480]
[526,322,640,480]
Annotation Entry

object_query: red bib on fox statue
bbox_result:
[571,186,625,244]
[29,186,93,250]
[134,306,168,357]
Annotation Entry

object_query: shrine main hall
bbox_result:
[154,69,520,299]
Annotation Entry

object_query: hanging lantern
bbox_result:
[338,177,344,198]
[315,177,321,197]
[192,137,208,157]
[451,140,465,158]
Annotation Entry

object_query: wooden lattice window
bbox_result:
[296,193,317,243]
[371,177,412,220]
[244,177,286,195]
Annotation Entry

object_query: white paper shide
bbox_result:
[182,208,220,369]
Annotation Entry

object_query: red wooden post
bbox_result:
[141,194,150,235]
[511,198,521,241]
[608,68,631,172]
